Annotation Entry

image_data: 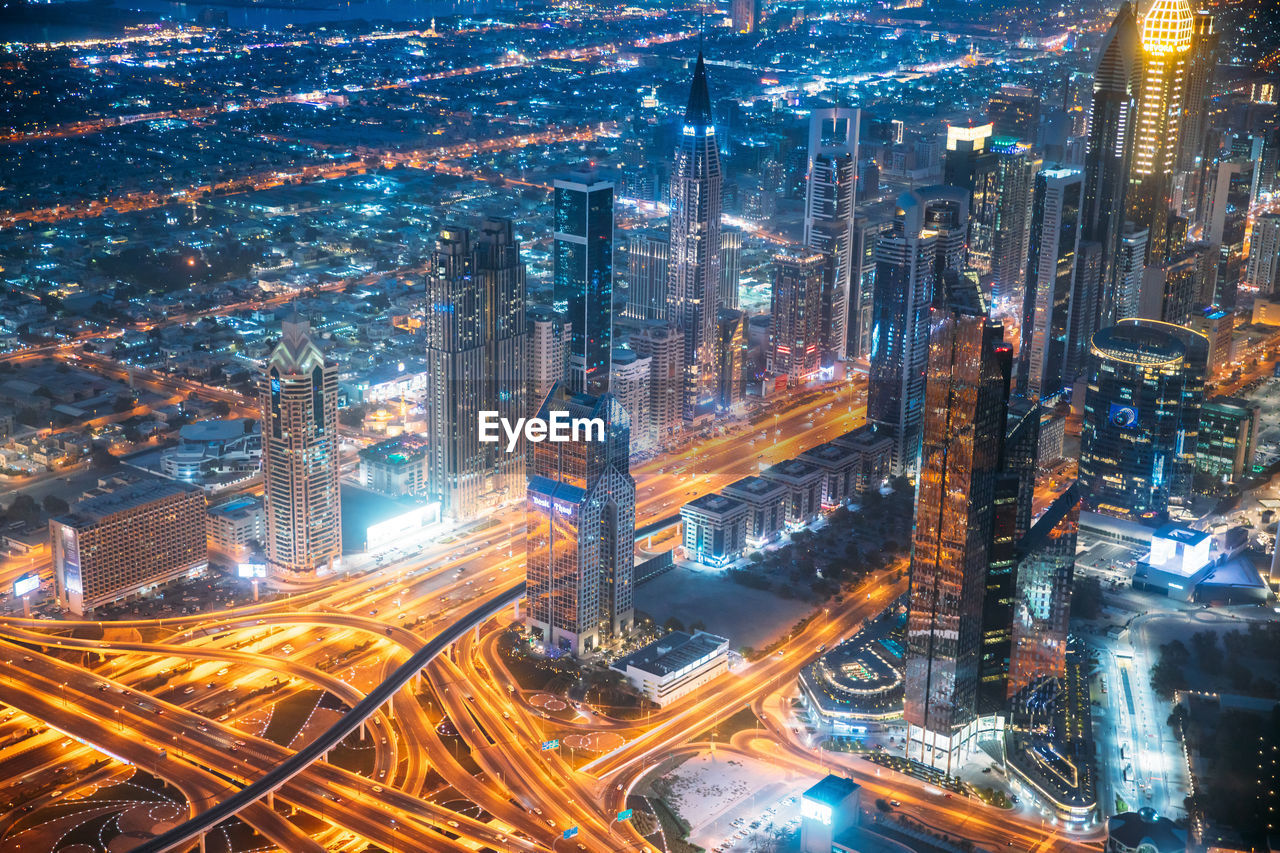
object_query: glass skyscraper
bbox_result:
[554,174,614,397]
[525,387,636,655]
[1079,319,1207,521]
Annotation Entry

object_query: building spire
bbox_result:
[684,52,713,125]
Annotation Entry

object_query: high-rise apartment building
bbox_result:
[905,288,1010,773]
[990,138,1039,310]
[1018,167,1084,400]
[625,231,669,323]
[630,322,685,450]
[1177,11,1217,171]
[554,174,614,396]
[52,480,207,616]
[1195,396,1260,483]
[611,349,654,456]
[525,388,635,655]
[424,222,527,520]
[732,0,757,33]
[771,250,826,381]
[987,84,1041,142]
[528,311,571,413]
[668,53,723,421]
[261,316,342,578]
[1079,319,1207,521]
[868,187,969,476]
[1128,0,1195,264]
[804,108,860,367]
[1246,212,1280,296]
[721,227,742,311]
[1008,485,1080,697]
[847,214,882,360]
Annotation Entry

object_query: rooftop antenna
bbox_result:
[699,3,704,50]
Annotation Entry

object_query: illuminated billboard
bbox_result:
[13,573,39,597]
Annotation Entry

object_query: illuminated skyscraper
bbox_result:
[554,174,614,396]
[987,85,1041,142]
[525,387,635,655]
[1080,3,1140,337]
[715,308,746,410]
[1128,0,1195,264]
[847,213,882,359]
[732,0,757,33]
[631,322,685,450]
[668,53,723,421]
[1079,319,1207,521]
[1177,11,1216,171]
[1017,167,1084,400]
[989,138,1039,309]
[868,187,969,476]
[1246,212,1280,296]
[624,231,669,323]
[261,316,342,578]
[1008,485,1080,697]
[804,107,860,366]
[943,123,998,276]
[905,286,1010,773]
[425,223,528,520]
[771,249,826,381]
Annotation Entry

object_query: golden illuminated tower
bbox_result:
[1127,0,1195,264]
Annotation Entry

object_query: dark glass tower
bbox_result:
[1079,319,1207,522]
[804,107,859,367]
[554,174,614,397]
[1079,3,1140,337]
[904,284,1009,774]
[668,53,723,421]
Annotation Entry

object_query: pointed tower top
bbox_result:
[684,52,713,126]
[270,313,326,375]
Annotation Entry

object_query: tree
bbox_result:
[112,395,135,413]
[1190,631,1222,671]
[339,404,367,428]
[1150,658,1185,700]
[41,495,69,516]
[7,494,37,521]
[210,400,231,417]
[875,798,892,813]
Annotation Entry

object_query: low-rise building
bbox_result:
[830,426,893,493]
[1132,523,1213,601]
[1106,808,1185,853]
[798,441,863,508]
[207,495,266,561]
[721,475,788,547]
[159,418,261,487]
[760,459,824,526]
[358,435,430,496]
[51,480,207,616]
[680,492,750,568]
[610,630,730,706]
[801,775,861,853]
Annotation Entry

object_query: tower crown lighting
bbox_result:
[1140,0,1193,53]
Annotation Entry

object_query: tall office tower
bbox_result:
[1008,485,1080,697]
[668,53,723,421]
[1080,3,1141,334]
[1246,212,1280,296]
[1079,319,1207,521]
[1017,167,1084,400]
[732,0,756,33]
[771,250,826,381]
[847,214,881,359]
[905,287,1010,773]
[1115,224,1150,319]
[476,218,528,501]
[424,225,528,520]
[720,227,742,310]
[989,139,1039,309]
[261,316,341,578]
[1153,244,1213,324]
[554,174,614,396]
[943,124,999,276]
[987,84,1041,142]
[1202,156,1253,308]
[52,481,207,616]
[1177,11,1216,171]
[804,108,860,366]
[715,308,746,410]
[630,322,685,450]
[611,349,654,456]
[868,187,969,476]
[1128,0,1195,265]
[857,158,880,202]
[528,311,571,413]
[625,231,669,323]
[525,388,636,655]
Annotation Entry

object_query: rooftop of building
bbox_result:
[359,435,430,466]
[613,630,728,678]
[803,774,860,807]
[723,475,787,498]
[682,492,746,515]
[209,496,263,519]
[1107,809,1185,852]
[762,459,822,482]
[57,479,202,526]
